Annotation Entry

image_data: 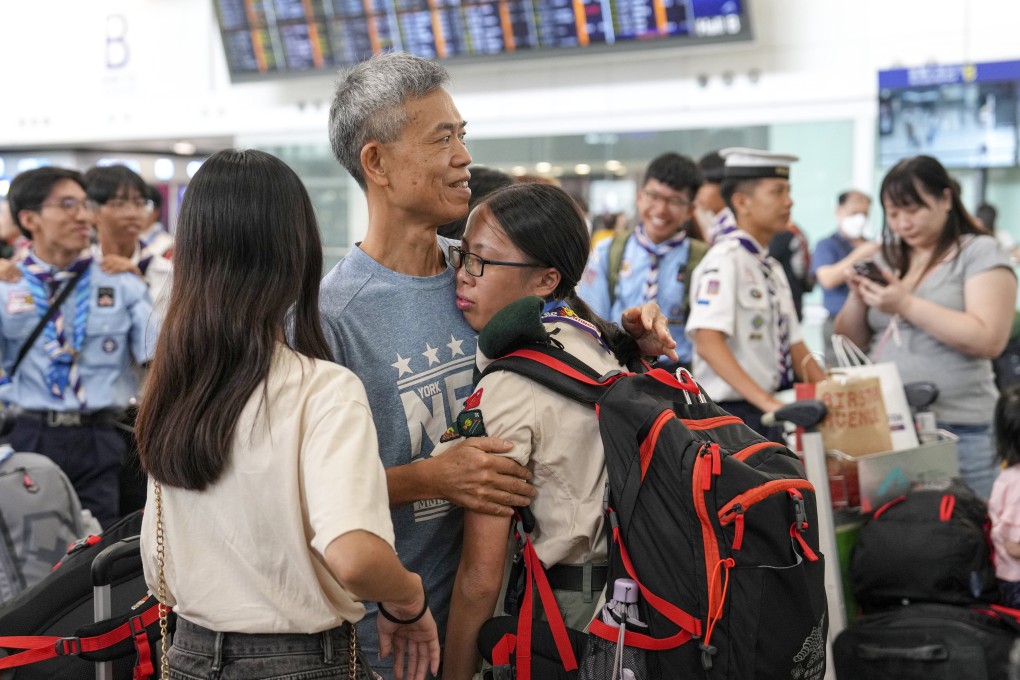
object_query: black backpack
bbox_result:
[850,481,998,612]
[480,345,828,680]
[833,602,1020,680]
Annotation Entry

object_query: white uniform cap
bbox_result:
[719,147,799,180]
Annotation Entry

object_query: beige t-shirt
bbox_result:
[140,345,395,634]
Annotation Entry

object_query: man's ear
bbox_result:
[730,189,750,218]
[533,267,561,298]
[360,142,389,189]
[17,210,39,239]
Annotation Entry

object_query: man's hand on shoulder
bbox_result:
[0,259,22,283]
[428,437,533,517]
[101,255,142,278]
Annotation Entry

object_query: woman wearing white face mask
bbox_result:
[811,190,881,365]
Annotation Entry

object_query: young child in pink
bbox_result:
[990,385,1020,607]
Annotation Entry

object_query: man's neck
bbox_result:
[740,223,773,250]
[32,243,78,270]
[359,201,448,277]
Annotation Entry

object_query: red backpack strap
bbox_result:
[587,524,701,651]
[490,633,517,666]
[0,601,166,673]
[513,520,578,680]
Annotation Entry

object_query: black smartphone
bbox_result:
[853,260,887,286]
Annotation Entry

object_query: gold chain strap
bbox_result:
[155,481,170,680]
[348,621,358,680]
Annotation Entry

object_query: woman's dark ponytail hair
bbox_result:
[477,183,640,365]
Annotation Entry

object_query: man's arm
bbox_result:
[791,341,825,383]
[815,241,880,290]
[386,437,532,518]
[695,328,783,413]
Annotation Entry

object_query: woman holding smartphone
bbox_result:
[834,155,1017,499]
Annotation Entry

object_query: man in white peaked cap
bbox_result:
[686,147,825,437]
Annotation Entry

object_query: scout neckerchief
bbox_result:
[21,253,93,407]
[632,224,687,304]
[710,208,739,245]
[137,245,155,277]
[542,299,611,353]
[728,231,794,390]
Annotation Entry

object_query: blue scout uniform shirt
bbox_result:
[811,231,854,318]
[577,231,694,364]
[0,256,157,412]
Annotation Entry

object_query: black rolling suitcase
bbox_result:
[0,510,172,679]
[833,603,1020,680]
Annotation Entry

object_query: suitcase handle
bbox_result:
[857,643,948,662]
[91,535,141,587]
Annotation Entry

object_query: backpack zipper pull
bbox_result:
[700,444,721,491]
[731,506,745,550]
[23,471,38,493]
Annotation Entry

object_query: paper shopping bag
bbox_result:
[799,376,893,457]
[831,335,920,451]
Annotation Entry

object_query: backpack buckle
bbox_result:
[790,493,807,528]
[513,517,528,551]
[55,637,81,656]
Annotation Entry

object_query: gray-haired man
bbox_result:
[321,52,673,678]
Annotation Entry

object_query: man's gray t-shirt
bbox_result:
[319,238,475,678]
[868,235,1014,424]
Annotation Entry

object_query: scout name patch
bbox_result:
[6,291,33,315]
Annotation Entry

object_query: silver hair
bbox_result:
[329,53,450,190]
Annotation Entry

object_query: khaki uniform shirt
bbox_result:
[685,231,803,402]
[450,321,624,567]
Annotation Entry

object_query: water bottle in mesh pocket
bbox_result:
[578,578,650,680]
[578,635,649,680]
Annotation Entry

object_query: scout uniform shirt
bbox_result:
[0,255,156,412]
[435,303,622,570]
[577,226,695,364]
[685,231,803,402]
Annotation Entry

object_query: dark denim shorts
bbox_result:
[168,617,377,680]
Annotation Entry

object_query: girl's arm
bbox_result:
[442,511,514,680]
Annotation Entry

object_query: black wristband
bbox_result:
[377,590,429,625]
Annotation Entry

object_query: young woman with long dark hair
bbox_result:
[137,149,439,680]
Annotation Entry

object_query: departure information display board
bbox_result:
[215,0,751,80]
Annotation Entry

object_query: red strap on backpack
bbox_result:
[491,633,517,666]
[0,601,166,676]
[515,529,578,680]
[939,494,956,522]
[588,525,701,650]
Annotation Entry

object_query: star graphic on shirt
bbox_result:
[391,353,413,377]
[447,335,465,358]
[423,344,440,366]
